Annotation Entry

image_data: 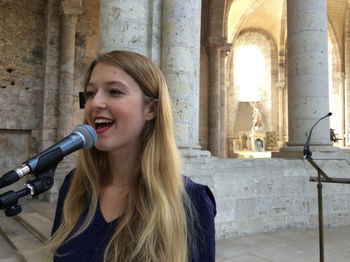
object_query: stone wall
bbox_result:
[0,0,100,201]
[0,0,46,175]
[183,155,350,239]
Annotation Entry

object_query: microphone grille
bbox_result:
[73,124,97,149]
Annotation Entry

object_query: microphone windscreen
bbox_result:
[73,124,97,149]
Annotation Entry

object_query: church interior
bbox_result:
[1,0,350,260]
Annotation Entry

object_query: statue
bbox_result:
[250,101,263,133]
[241,132,248,149]
[330,128,341,143]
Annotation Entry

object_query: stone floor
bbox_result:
[216,225,350,262]
[1,199,350,261]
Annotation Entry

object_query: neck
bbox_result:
[106,148,140,186]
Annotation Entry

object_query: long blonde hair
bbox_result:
[45,51,192,261]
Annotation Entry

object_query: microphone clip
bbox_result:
[0,167,56,217]
[303,112,332,160]
[303,145,312,159]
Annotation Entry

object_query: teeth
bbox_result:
[95,119,114,124]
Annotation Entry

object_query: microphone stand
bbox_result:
[305,156,350,262]
[303,112,350,262]
[0,167,56,217]
[0,146,64,216]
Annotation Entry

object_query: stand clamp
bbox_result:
[0,168,56,217]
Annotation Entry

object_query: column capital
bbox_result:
[207,36,232,56]
[60,0,83,18]
[207,36,227,49]
[221,42,233,56]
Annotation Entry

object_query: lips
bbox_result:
[92,116,115,135]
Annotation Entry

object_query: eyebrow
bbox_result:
[86,81,128,89]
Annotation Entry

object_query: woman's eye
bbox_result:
[109,89,123,96]
[84,91,95,98]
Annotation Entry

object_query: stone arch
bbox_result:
[226,0,267,43]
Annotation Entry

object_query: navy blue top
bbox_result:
[52,172,216,261]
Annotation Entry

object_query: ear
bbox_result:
[144,99,158,120]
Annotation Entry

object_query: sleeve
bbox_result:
[51,170,74,235]
[185,178,216,262]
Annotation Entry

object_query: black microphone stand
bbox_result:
[0,167,56,217]
[303,113,350,262]
[0,146,65,216]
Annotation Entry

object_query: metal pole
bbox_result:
[317,172,324,262]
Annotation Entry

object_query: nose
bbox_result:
[88,91,107,110]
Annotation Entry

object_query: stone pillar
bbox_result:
[219,43,232,158]
[207,37,222,157]
[219,48,226,158]
[161,0,205,156]
[281,0,332,156]
[49,0,83,202]
[339,72,346,147]
[345,7,350,146]
[99,0,160,58]
[277,82,285,147]
[57,1,83,140]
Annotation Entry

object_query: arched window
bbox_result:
[235,44,265,102]
[229,31,277,155]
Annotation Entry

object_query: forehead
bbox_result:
[88,62,139,87]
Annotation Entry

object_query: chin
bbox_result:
[94,143,110,152]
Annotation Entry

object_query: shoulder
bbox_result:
[183,176,216,216]
[56,169,75,204]
[183,176,216,262]
[51,169,75,234]
[59,170,75,193]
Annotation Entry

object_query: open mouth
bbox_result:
[94,118,115,133]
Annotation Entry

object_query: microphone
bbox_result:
[0,124,96,189]
[303,112,332,158]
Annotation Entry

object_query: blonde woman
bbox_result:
[48,50,216,261]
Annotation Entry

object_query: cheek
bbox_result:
[84,107,92,123]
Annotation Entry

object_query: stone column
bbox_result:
[161,0,205,156]
[207,37,222,157]
[99,0,161,59]
[57,0,83,140]
[219,43,232,158]
[277,82,285,147]
[345,7,350,146]
[338,72,345,147]
[219,48,226,158]
[283,0,332,154]
[50,0,83,202]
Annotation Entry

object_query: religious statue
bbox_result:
[241,132,248,149]
[250,101,263,133]
[330,128,342,143]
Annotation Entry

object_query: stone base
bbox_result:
[272,145,341,159]
[178,147,211,159]
[231,150,271,158]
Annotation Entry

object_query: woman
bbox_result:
[46,50,216,261]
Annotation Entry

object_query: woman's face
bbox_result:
[84,62,155,154]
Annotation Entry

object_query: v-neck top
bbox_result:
[52,171,216,262]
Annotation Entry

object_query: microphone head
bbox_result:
[73,124,97,149]
[328,112,332,116]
